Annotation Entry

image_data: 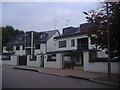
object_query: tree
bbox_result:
[6,44,15,54]
[2,26,24,46]
[83,2,120,58]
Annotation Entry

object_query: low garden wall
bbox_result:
[84,52,120,74]
[2,55,18,65]
[44,54,62,69]
[27,55,41,67]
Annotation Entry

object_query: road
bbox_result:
[2,66,117,88]
[0,65,2,90]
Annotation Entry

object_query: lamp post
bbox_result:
[106,2,111,81]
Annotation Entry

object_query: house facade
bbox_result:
[2,23,119,74]
[2,30,60,66]
[45,24,108,69]
[2,23,108,68]
[3,30,60,56]
[54,27,91,66]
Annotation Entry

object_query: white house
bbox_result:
[2,23,119,74]
[2,30,60,66]
[3,30,60,55]
[45,23,108,69]
[45,24,119,74]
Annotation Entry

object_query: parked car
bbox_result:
[112,56,120,61]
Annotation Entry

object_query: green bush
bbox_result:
[64,61,75,69]
[64,61,71,69]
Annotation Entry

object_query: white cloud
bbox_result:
[2,0,100,2]
[2,2,100,32]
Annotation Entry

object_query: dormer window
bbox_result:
[39,33,47,39]
[17,36,23,41]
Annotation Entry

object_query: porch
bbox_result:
[61,52,84,67]
[46,50,85,69]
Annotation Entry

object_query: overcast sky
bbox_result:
[2,2,102,33]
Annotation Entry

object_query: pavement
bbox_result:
[9,65,120,87]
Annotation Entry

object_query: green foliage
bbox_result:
[6,44,15,55]
[64,61,72,69]
[83,2,120,58]
[64,61,75,69]
[6,44,13,51]
[2,26,24,46]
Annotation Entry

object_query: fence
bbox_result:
[27,55,41,67]
[2,55,18,65]
[83,52,120,74]
[44,54,62,69]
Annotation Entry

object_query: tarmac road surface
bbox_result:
[2,66,117,88]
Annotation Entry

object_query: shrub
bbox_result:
[64,61,75,69]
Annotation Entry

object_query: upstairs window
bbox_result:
[17,36,23,41]
[39,33,46,39]
[35,44,40,49]
[77,38,88,50]
[71,39,75,47]
[16,46,20,50]
[47,54,56,61]
[59,40,66,48]
[22,45,25,50]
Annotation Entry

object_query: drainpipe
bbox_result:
[31,32,33,55]
[24,33,26,55]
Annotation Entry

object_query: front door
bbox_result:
[75,53,84,66]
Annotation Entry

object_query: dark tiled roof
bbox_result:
[7,34,25,45]
[63,26,80,34]
[34,30,58,43]
[7,30,59,45]
[54,23,93,39]
[54,29,90,39]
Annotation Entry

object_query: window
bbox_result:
[35,44,40,49]
[59,40,66,48]
[71,39,75,46]
[17,36,23,41]
[39,33,46,39]
[16,46,20,50]
[22,45,25,50]
[2,55,10,60]
[47,54,56,61]
[77,38,88,50]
